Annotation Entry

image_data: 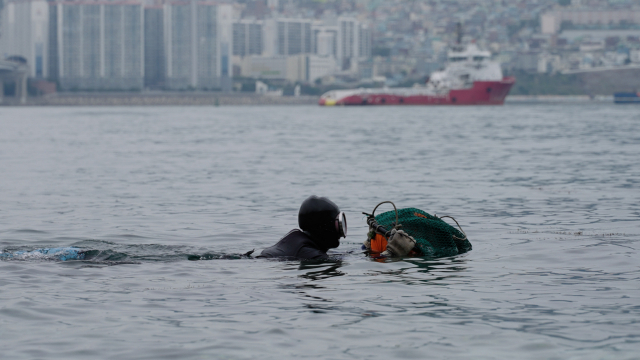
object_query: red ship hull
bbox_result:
[319,77,515,106]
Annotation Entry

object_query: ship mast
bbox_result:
[451,22,464,52]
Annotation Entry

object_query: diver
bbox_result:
[1,197,347,263]
[257,196,347,260]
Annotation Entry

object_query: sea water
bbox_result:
[0,104,638,359]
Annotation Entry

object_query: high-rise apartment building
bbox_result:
[32,0,231,91]
[1,0,369,89]
[337,17,371,70]
[358,24,371,59]
[264,18,312,56]
[48,1,144,90]
[338,17,356,63]
[144,4,164,88]
[312,23,338,57]
[0,0,49,78]
[163,1,232,90]
[233,19,263,57]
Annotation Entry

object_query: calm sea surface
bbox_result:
[0,104,639,359]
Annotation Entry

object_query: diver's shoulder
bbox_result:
[257,229,320,259]
[279,229,314,243]
[282,228,305,238]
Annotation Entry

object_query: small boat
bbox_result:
[319,41,515,106]
[614,92,640,104]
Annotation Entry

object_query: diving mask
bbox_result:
[335,212,347,238]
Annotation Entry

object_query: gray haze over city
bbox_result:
[1,0,640,103]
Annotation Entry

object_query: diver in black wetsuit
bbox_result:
[258,196,347,260]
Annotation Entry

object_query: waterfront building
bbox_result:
[163,1,232,90]
[542,10,640,35]
[312,23,338,58]
[358,24,371,60]
[306,55,337,82]
[337,17,371,71]
[237,53,335,83]
[338,17,356,69]
[233,19,263,57]
[239,55,287,79]
[0,0,49,78]
[316,31,336,57]
[144,4,164,88]
[263,18,312,56]
[48,1,144,91]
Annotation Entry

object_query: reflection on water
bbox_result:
[298,261,345,281]
[406,257,469,275]
[348,256,472,286]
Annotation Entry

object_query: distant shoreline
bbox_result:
[506,95,613,103]
[0,93,615,106]
[1,92,319,106]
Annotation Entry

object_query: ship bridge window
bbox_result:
[473,56,486,61]
[449,57,468,62]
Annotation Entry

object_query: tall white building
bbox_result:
[0,0,49,78]
[264,18,312,56]
[233,19,263,57]
[312,23,338,58]
[144,4,164,88]
[163,1,232,90]
[49,1,144,90]
[358,24,371,59]
[337,17,371,71]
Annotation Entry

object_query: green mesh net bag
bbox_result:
[374,207,472,258]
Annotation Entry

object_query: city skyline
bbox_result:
[0,0,639,95]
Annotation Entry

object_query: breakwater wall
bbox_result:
[506,95,613,103]
[1,92,319,106]
[577,66,640,95]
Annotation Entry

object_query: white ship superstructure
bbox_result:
[427,43,504,91]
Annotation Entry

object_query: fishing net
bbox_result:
[373,208,472,258]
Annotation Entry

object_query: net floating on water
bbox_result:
[374,208,472,258]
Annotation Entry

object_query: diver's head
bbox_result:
[298,195,347,250]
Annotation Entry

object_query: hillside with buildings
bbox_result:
[0,0,639,101]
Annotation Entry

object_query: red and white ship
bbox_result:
[318,42,515,106]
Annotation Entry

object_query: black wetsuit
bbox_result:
[258,229,329,260]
